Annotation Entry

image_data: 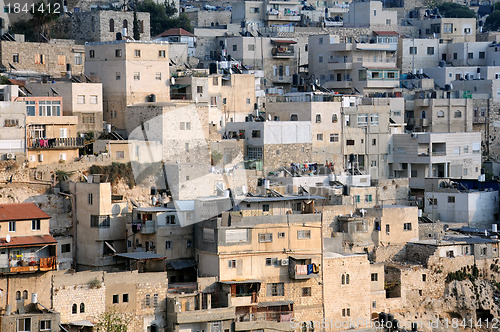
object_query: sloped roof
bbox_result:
[0,203,50,222]
[373,31,399,36]
[0,234,56,247]
[155,28,194,38]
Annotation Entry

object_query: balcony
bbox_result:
[131,220,156,234]
[288,258,318,280]
[327,80,352,89]
[328,61,353,70]
[235,311,294,331]
[231,292,258,307]
[1,256,57,274]
[172,307,235,324]
[271,75,293,84]
[27,137,84,149]
[271,47,295,58]
[266,11,301,22]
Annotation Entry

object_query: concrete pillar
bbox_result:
[207,293,212,309]
[407,163,412,178]
[444,162,448,178]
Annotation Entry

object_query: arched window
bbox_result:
[421,110,426,119]
[332,114,338,123]
[72,303,77,314]
[80,303,85,313]
[290,114,298,121]
[23,290,28,300]
[139,20,144,33]
[346,274,350,284]
[109,19,115,32]
[454,110,462,118]
[315,114,321,123]
[341,274,345,285]
[437,110,445,118]
[123,20,128,29]
[211,22,214,27]
[16,291,21,300]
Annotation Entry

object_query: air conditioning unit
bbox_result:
[6,153,15,160]
[281,259,289,266]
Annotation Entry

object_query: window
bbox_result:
[266,257,278,266]
[60,128,68,139]
[186,240,192,248]
[409,47,417,55]
[248,44,255,51]
[252,130,261,138]
[90,95,98,104]
[251,7,260,13]
[153,294,159,306]
[90,215,110,228]
[267,282,284,296]
[437,110,445,118]
[123,294,129,303]
[302,287,311,296]
[259,233,273,242]
[316,134,323,141]
[454,110,462,118]
[342,308,351,317]
[109,19,115,32]
[468,52,473,59]
[23,290,28,300]
[479,52,485,59]
[210,96,217,106]
[427,47,434,55]
[72,303,77,314]
[404,222,412,231]
[298,230,311,239]
[4,119,19,127]
[481,247,487,256]
[332,114,338,123]
[365,195,372,202]
[89,50,95,58]
[80,303,85,313]
[228,259,236,268]
[316,114,321,123]
[319,37,323,45]
[35,54,45,64]
[443,23,453,34]
[40,320,51,331]
[116,72,121,80]
[74,52,83,65]
[165,240,172,250]
[330,134,339,142]
[341,274,350,285]
[318,55,323,63]
[453,52,458,60]
[135,49,141,57]
[346,139,355,146]
[290,114,298,121]
[32,219,40,230]
[357,113,368,126]
[372,301,377,309]
[371,160,377,167]
[88,193,93,205]
[115,151,124,160]
[113,294,119,304]
[115,49,122,57]
[448,196,455,203]
[9,221,15,232]
[262,204,269,212]
[197,86,203,94]
[26,101,36,116]
[145,294,151,306]
[370,114,379,126]
[232,45,237,51]
[278,232,285,238]
[77,95,85,104]
[371,273,378,281]
[17,318,31,332]
[386,225,390,234]
[422,274,427,282]
[159,50,166,58]
[134,72,140,80]
[386,19,391,25]
[16,291,21,300]
[61,243,71,253]
[13,53,19,63]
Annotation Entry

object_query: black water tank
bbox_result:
[293,73,299,86]
[209,62,217,74]
[148,94,156,102]
[151,186,157,195]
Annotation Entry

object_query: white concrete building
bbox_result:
[343,1,397,28]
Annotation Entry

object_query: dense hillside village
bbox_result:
[1,0,500,331]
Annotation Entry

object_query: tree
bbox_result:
[136,0,192,36]
[437,2,476,18]
[485,10,500,31]
[133,1,141,40]
[30,1,59,40]
[422,0,443,9]
[94,308,133,332]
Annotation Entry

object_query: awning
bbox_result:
[67,320,94,327]
[114,252,166,260]
[168,259,197,270]
[271,39,297,45]
[257,300,294,308]
[219,279,262,284]
[0,235,57,248]
[373,31,399,36]
[170,84,190,89]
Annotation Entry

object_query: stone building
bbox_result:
[26,81,104,134]
[0,39,85,79]
[70,176,129,271]
[84,40,170,131]
[71,10,150,43]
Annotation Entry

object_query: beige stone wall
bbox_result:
[323,254,371,330]
[0,40,85,78]
[0,272,53,313]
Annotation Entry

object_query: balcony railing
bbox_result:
[237,311,293,323]
[2,256,57,273]
[132,220,156,234]
[432,151,446,156]
[27,137,84,149]
[271,48,295,57]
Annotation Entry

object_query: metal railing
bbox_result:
[237,311,293,322]
[27,137,84,149]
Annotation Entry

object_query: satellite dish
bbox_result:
[170,77,176,85]
[5,234,10,243]
[268,114,272,121]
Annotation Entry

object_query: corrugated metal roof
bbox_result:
[115,252,166,260]
[0,203,50,222]
[257,300,294,307]
[0,235,56,248]
[136,207,176,213]
[168,259,197,270]
[68,321,94,327]
[241,196,325,203]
